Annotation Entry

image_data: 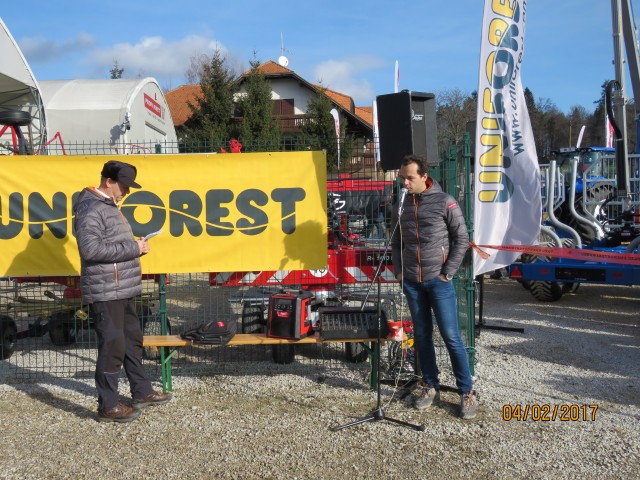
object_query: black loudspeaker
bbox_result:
[377,91,438,169]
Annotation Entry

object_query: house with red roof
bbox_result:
[166,60,375,168]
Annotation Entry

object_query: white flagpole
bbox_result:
[330,108,340,170]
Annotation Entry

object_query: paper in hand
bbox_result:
[143,230,162,240]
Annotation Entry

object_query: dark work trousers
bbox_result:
[91,298,153,410]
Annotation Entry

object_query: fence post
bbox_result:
[158,274,172,392]
[462,132,476,375]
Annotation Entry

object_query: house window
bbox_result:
[273,99,294,115]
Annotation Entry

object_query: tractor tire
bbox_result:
[529,281,563,302]
[582,182,615,222]
[1,315,17,360]
[0,109,31,127]
[345,342,369,363]
[559,202,596,244]
[48,311,77,346]
[557,239,580,295]
[522,231,567,302]
[558,182,613,245]
[518,254,537,290]
[564,215,597,245]
[272,344,295,364]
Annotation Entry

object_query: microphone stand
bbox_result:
[332,199,424,432]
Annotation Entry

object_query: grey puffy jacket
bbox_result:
[391,178,469,283]
[73,188,142,303]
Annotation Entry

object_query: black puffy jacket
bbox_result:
[73,187,142,303]
[391,178,469,283]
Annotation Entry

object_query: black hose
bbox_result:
[626,235,640,253]
[605,80,623,142]
[605,79,630,198]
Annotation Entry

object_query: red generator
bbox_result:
[267,291,318,340]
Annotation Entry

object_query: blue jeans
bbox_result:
[402,277,473,393]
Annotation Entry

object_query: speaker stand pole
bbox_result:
[333,213,424,432]
[474,274,524,334]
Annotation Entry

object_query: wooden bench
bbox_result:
[143,333,381,392]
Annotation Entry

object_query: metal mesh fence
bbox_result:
[0,136,475,385]
[31,136,379,178]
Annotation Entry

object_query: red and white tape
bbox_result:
[472,243,640,266]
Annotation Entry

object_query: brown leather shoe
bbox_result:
[132,391,173,408]
[98,403,141,423]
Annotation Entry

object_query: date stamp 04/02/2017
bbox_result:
[502,404,599,422]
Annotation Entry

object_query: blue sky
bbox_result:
[1,1,634,113]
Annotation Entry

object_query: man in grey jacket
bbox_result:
[391,155,477,420]
[74,160,171,422]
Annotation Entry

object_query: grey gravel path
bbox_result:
[1,279,638,479]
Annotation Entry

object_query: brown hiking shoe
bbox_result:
[460,391,478,420]
[132,391,173,409]
[98,403,141,423]
[414,382,440,410]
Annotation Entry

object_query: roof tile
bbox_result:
[165,84,203,126]
[355,106,373,127]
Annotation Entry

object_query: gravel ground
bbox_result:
[1,278,638,479]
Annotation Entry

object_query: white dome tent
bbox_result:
[0,17,47,154]
[39,78,178,155]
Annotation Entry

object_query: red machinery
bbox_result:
[209,177,397,292]
[208,177,398,363]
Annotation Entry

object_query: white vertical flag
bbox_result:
[329,108,340,169]
[576,125,586,148]
[605,115,614,148]
[372,100,381,166]
[474,0,541,276]
[394,60,400,93]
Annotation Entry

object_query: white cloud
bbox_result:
[312,55,386,103]
[19,33,95,63]
[90,34,227,82]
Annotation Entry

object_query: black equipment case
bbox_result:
[267,291,318,340]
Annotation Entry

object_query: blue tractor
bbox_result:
[509,83,640,301]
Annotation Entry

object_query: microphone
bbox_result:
[398,188,408,215]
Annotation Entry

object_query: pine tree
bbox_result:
[110,60,124,79]
[182,49,238,151]
[237,56,281,152]
[302,88,343,170]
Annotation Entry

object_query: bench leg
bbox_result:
[159,346,173,393]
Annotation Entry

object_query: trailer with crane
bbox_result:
[508,0,640,301]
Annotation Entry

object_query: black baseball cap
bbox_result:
[101,160,141,188]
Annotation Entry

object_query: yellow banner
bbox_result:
[0,152,327,276]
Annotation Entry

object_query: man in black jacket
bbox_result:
[391,155,477,420]
[74,160,171,422]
